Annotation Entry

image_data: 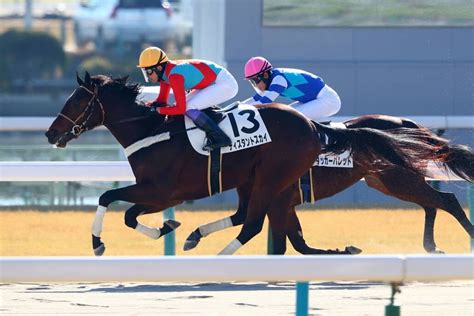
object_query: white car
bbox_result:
[73,0,192,49]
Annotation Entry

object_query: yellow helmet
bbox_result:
[137,47,169,68]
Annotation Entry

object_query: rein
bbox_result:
[56,83,196,148]
[57,85,153,137]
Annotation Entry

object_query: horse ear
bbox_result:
[76,71,85,86]
[118,75,129,84]
[84,71,91,86]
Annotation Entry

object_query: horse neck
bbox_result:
[103,101,161,148]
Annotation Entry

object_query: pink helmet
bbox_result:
[244,56,272,79]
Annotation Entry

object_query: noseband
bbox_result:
[57,85,105,137]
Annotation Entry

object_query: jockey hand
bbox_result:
[148,101,169,110]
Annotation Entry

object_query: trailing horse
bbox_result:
[46,73,452,256]
[185,115,474,254]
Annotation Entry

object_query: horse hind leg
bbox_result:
[183,206,246,251]
[285,206,362,255]
[436,191,474,239]
[218,179,282,255]
[422,207,442,253]
[183,183,251,251]
[366,170,473,253]
[265,186,298,255]
[416,191,472,253]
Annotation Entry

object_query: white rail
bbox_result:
[0,161,464,182]
[0,255,472,283]
[1,115,472,131]
[0,161,134,182]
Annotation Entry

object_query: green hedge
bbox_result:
[0,29,66,91]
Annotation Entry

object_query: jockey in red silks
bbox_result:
[243,56,341,122]
[137,47,238,150]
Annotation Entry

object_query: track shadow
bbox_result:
[20,281,382,294]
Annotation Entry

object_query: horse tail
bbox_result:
[436,144,474,183]
[385,127,474,183]
[313,123,451,177]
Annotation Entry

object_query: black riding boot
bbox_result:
[186,109,232,151]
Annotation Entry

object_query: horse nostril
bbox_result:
[45,130,57,143]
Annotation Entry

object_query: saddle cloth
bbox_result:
[314,122,353,168]
[185,103,272,156]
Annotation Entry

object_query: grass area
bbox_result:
[263,0,474,26]
[0,209,471,256]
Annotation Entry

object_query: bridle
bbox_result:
[57,85,105,137]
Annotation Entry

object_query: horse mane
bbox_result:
[92,75,141,104]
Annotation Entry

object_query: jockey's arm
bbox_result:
[155,80,171,104]
[247,75,287,106]
[157,74,187,116]
[241,97,256,104]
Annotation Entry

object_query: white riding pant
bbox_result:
[186,68,238,110]
[291,85,341,121]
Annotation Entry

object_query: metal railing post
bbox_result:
[267,225,274,255]
[163,208,176,256]
[295,282,309,316]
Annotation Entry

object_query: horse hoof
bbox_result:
[183,231,202,251]
[94,243,106,256]
[183,239,199,251]
[164,219,181,230]
[429,248,445,254]
[345,245,362,255]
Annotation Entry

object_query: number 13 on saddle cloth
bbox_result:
[185,103,272,156]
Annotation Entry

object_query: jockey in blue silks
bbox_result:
[243,56,341,121]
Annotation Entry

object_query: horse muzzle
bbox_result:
[45,129,75,148]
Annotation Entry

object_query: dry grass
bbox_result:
[0,209,471,256]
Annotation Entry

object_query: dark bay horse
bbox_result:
[45,73,450,256]
[185,115,474,254]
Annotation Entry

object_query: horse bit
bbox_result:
[57,85,105,137]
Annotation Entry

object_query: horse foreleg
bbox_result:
[124,204,181,240]
[183,183,252,251]
[92,183,173,256]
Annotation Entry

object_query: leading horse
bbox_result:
[46,73,450,256]
[185,115,474,254]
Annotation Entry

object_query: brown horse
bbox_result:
[45,73,449,256]
[184,115,474,254]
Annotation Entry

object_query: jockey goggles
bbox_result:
[140,64,166,82]
[248,74,266,91]
[141,67,156,82]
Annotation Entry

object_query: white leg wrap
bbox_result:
[218,239,242,255]
[91,205,107,237]
[199,217,233,237]
[135,223,161,240]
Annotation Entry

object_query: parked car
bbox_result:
[73,0,192,50]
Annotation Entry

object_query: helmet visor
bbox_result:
[248,75,265,92]
[140,67,156,83]
[141,68,150,82]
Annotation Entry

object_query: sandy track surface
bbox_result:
[1,281,473,315]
